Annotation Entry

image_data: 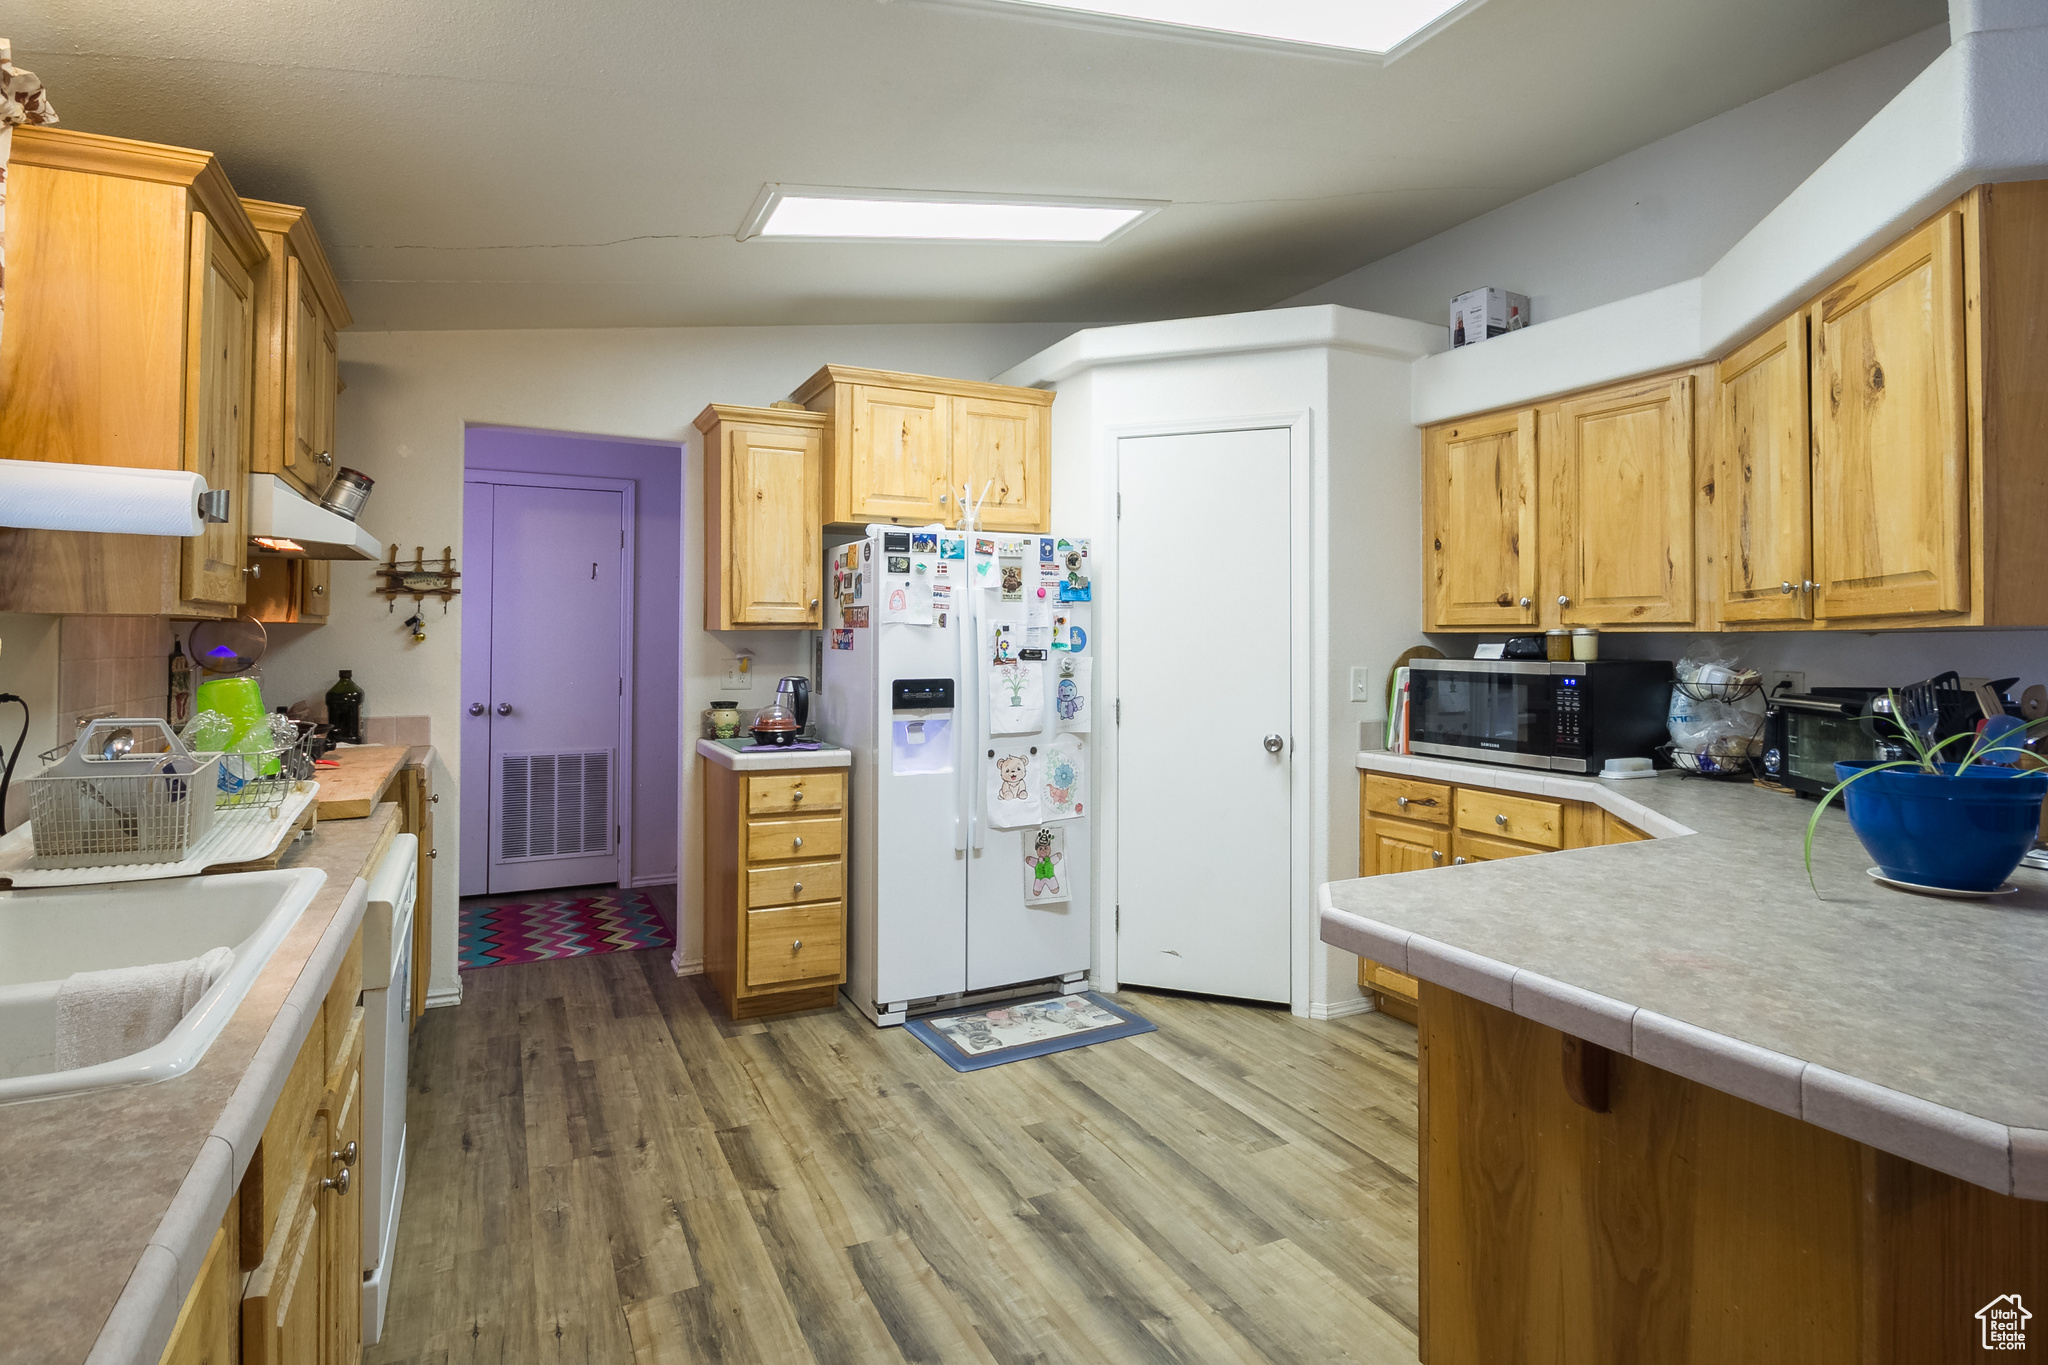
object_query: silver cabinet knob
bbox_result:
[323,1167,351,1195]
[428,848,438,858]
[430,793,441,803]
[332,1140,358,1167]
[1557,594,1571,606]
[793,882,803,893]
[1396,796,1409,809]
[312,584,325,595]
[1780,581,1795,595]
[1802,580,1817,594]
[317,452,334,467]
[1495,813,1508,827]
[496,702,513,716]
[1454,856,1467,865]
[793,836,804,848]
[793,939,803,952]
[244,563,262,578]
[1263,734,1284,754]
[792,790,804,801]
[469,702,486,716]
[1430,849,1443,862]
[1519,597,1532,608]
[810,598,819,609]
[939,493,950,504]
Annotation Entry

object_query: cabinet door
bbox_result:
[1809,209,1969,621]
[181,212,255,607]
[160,1215,237,1365]
[298,558,331,620]
[1553,375,1694,625]
[283,256,324,494]
[848,385,951,523]
[727,422,823,626]
[1364,816,1450,875]
[1425,409,1538,628]
[321,1016,364,1365]
[313,305,340,499]
[413,798,434,1025]
[1718,314,1814,624]
[1451,830,1544,864]
[241,1126,324,1365]
[954,394,1047,532]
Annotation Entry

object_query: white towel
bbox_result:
[53,946,233,1071]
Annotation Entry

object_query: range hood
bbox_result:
[245,474,381,561]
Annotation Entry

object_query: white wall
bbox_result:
[260,322,1078,1004]
[1282,25,1948,331]
[1038,320,1433,1018]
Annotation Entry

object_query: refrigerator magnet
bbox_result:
[911,531,939,554]
[1023,826,1069,903]
[830,628,855,650]
[844,606,870,628]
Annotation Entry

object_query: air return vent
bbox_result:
[499,751,612,860]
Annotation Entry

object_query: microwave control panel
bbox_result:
[1553,676,1584,757]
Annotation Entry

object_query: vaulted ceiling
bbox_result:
[15,0,1945,328]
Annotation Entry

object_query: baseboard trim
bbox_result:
[426,982,464,1010]
[630,874,678,890]
[1309,996,1377,1021]
[671,954,704,977]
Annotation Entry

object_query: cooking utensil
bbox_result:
[749,698,800,748]
[98,727,135,762]
[775,676,811,733]
[1899,680,1940,765]
[186,618,268,676]
[1975,682,2007,718]
[2021,684,2048,722]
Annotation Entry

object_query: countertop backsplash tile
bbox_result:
[55,616,172,743]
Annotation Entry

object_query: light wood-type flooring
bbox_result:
[365,949,1422,1365]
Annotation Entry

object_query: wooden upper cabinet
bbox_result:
[1717,313,1814,624]
[793,365,1054,531]
[955,393,1049,533]
[244,199,351,502]
[697,404,826,630]
[1551,374,1695,626]
[1809,207,1970,622]
[0,127,268,618]
[1425,408,1538,629]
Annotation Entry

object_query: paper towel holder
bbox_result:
[196,490,230,523]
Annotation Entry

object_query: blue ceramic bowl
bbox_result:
[1834,761,2047,893]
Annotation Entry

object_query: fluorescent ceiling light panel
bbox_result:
[741,186,1161,243]
[989,0,1472,53]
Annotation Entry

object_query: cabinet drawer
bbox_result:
[746,858,844,908]
[746,903,845,988]
[747,771,844,815]
[322,928,362,1076]
[1364,774,1452,825]
[747,815,843,864]
[1361,959,1420,1002]
[1453,789,1563,849]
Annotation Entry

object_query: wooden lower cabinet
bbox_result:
[229,925,366,1365]
[1419,982,2048,1364]
[704,761,850,1019]
[1357,773,1648,1017]
[159,1200,239,1365]
[395,762,436,1025]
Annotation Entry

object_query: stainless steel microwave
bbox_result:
[1405,659,1675,772]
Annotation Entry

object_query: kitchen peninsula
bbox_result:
[1321,751,2048,1364]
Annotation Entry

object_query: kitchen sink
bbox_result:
[0,868,328,1103]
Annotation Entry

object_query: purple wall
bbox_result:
[464,426,683,885]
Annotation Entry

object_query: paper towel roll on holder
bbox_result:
[0,459,229,535]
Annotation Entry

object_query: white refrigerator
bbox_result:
[818,524,1097,1026]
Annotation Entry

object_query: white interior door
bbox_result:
[484,484,625,894]
[1117,428,1292,1002]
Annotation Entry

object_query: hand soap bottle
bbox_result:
[326,669,365,745]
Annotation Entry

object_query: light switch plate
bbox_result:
[723,652,754,691]
[1350,666,1373,703]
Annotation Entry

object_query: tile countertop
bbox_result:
[0,802,403,1365]
[696,736,852,773]
[1321,751,2048,1202]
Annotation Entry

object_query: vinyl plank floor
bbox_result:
[366,958,1422,1365]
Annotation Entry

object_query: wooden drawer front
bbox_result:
[745,904,845,988]
[255,1015,326,1242]
[1453,789,1563,849]
[1365,774,1452,825]
[1455,831,1546,863]
[746,858,844,908]
[747,771,844,815]
[1362,959,1420,1003]
[747,815,843,864]
[1606,814,1651,844]
[322,928,362,1075]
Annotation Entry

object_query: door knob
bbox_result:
[496,702,513,715]
[468,702,485,716]
[1263,734,1284,754]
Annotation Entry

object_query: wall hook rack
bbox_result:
[377,545,462,613]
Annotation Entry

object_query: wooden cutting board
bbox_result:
[315,745,408,819]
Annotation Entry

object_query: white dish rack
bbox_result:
[2,718,322,885]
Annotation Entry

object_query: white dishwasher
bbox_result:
[360,833,417,1344]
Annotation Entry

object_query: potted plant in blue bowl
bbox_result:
[1805,692,2046,895]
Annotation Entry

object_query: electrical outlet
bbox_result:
[1351,666,1374,703]
[722,652,754,691]
[1763,670,1805,699]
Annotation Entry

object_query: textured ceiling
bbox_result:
[10,0,1945,328]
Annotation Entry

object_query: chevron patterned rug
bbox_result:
[459,888,673,971]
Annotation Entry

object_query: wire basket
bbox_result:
[27,719,224,869]
[1661,733,1765,778]
[1673,675,1763,704]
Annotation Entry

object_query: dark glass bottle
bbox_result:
[326,669,365,745]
